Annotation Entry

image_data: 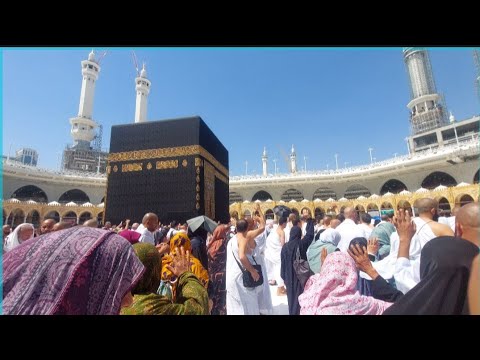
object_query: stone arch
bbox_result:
[229,192,243,205]
[26,209,41,228]
[97,212,104,226]
[380,179,408,195]
[474,169,479,184]
[79,211,93,225]
[344,184,371,199]
[45,211,61,223]
[252,190,273,202]
[265,209,274,219]
[326,206,337,215]
[8,208,25,228]
[367,203,379,211]
[11,185,48,203]
[421,171,457,189]
[59,189,90,204]
[397,200,412,214]
[100,196,106,204]
[281,189,304,202]
[455,194,474,207]
[243,209,251,218]
[314,207,325,219]
[437,197,451,215]
[381,202,393,210]
[62,211,78,225]
[300,207,312,218]
[355,204,366,219]
[312,187,337,201]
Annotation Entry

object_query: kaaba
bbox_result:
[104,116,229,225]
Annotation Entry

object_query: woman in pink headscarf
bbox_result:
[3,227,144,315]
[298,251,392,315]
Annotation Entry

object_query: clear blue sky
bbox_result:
[2,48,478,176]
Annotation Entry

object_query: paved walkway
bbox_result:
[269,284,289,315]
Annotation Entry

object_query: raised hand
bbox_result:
[367,237,380,255]
[348,243,378,279]
[393,209,416,241]
[166,246,191,277]
[155,242,170,256]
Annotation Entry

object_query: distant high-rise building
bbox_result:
[15,148,38,166]
[62,50,108,173]
[403,48,448,135]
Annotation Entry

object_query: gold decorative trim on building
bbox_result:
[215,171,228,184]
[108,145,228,177]
[196,184,200,192]
[195,158,203,167]
[204,161,216,219]
[196,167,201,174]
[156,160,179,170]
[147,162,152,170]
[106,166,111,174]
[113,165,118,172]
[182,159,188,167]
[121,163,143,173]
[196,175,200,183]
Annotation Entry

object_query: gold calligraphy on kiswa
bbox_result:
[121,163,143,172]
[156,160,179,170]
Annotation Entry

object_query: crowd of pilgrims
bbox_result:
[2,197,479,315]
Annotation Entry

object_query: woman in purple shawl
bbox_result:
[2,227,145,315]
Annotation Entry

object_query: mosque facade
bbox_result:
[3,49,479,226]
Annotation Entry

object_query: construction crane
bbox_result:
[474,49,480,102]
[132,50,140,76]
[97,50,107,65]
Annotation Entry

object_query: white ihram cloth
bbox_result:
[253,229,274,314]
[336,219,365,252]
[357,223,372,240]
[135,224,155,245]
[360,217,437,294]
[3,223,35,253]
[226,235,262,315]
[264,228,285,287]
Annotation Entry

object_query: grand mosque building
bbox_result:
[3,48,479,227]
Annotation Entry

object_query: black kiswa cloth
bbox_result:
[383,236,478,315]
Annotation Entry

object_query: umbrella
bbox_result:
[186,215,218,233]
[273,205,292,219]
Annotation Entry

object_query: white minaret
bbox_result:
[290,144,297,173]
[69,50,100,148]
[403,47,447,135]
[134,63,151,123]
[262,147,268,177]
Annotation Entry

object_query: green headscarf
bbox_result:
[131,243,162,295]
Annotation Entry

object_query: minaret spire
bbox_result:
[69,50,100,149]
[262,147,268,177]
[134,61,151,123]
[403,48,447,135]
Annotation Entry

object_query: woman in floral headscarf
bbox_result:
[161,232,209,289]
[121,243,209,315]
[298,251,392,315]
